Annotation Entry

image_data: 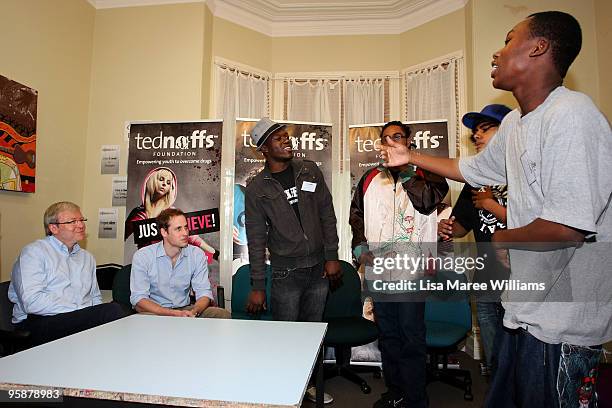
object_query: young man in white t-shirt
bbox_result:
[381,11,612,408]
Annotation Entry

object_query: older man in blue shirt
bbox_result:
[9,201,126,347]
[130,208,230,318]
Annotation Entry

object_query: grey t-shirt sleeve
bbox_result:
[539,95,612,234]
[458,119,508,187]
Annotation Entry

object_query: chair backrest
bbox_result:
[0,281,15,332]
[323,260,363,320]
[425,271,471,332]
[96,263,122,290]
[231,264,273,320]
[112,264,132,307]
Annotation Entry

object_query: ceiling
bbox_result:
[87,0,467,36]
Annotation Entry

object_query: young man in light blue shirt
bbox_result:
[9,201,126,348]
[130,208,230,318]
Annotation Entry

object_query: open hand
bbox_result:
[380,136,411,168]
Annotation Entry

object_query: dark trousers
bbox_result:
[485,327,560,408]
[271,262,329,387]
[476,301,504,372]
[374,300,427,407]
[270,262,329,322]
[16,302,127,348]
[485,327,602,408]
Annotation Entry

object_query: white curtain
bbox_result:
[342,79,385,261]
[404,60,454,123]
[403,57,466,205]
[213,62,271,300]
[214,65,270,119]
[345,78,385,126]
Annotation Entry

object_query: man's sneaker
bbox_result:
[305,386,333,404]
[373,391,405,408]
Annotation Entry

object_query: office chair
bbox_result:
[112,264,135,315]
[96,263,122,290]
[425,271,473,401]
[0,281,31,356]
[323,261,380,394]
[231,264,273,320]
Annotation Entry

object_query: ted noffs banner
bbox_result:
[124,120,223,295]
[233,119,333,263]
[347,120,449,363]
[349,120,449,194]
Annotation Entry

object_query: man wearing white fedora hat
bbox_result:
[244,118,341,403]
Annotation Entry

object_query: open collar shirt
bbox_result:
[9,235,102,324]
[130,241,213,309]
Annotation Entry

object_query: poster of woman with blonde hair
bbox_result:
[125,166,218,263]
[124,120,223,278]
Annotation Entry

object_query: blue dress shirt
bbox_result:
[130,242,213,309]
[8,236,102,324]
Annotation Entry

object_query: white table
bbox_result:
[0,314,327,407]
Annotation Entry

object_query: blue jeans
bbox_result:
[558,343,602,408]
[374,300,427,407]
[476,301,504,372]
[270,262,329,322]
[485,328,602,408]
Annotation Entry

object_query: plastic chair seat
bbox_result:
[425,321,469,348]
[324,317,378,347]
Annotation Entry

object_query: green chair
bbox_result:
[425,271,473,401]
[323,260,380,394]
[231,264,273,320]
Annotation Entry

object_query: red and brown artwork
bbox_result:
[0,75,37,193]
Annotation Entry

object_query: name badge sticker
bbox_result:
[301,181,317,192]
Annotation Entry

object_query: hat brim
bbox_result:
[462,112,501,131]
[256,123,286,150]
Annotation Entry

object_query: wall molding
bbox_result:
[89,0,468,37]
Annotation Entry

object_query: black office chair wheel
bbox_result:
[361,383,371,394]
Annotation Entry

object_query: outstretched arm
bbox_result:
[381,137,465,182]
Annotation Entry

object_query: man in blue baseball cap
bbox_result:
[461,104,512,153]
[438,104,511,379]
